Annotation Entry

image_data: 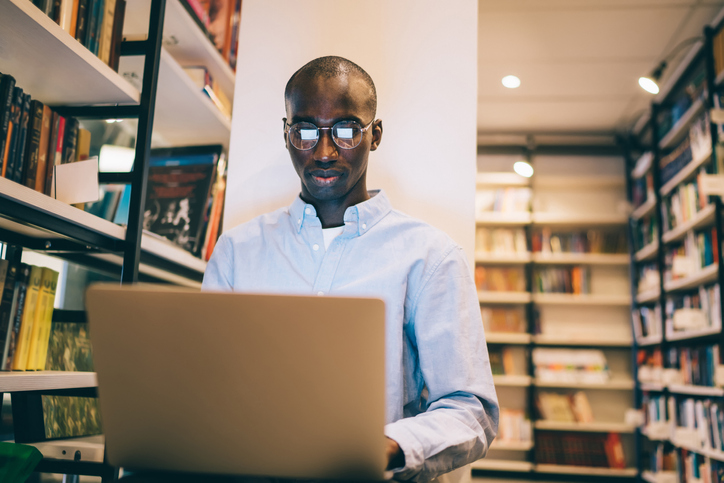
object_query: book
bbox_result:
[109,0,126,72]
[4,87,23,180]
[76,128,91,161]
[1,263,31,371]
[12,265,43,371]
[34,105,52,193]
[27,267,59,371]
[61,117,79,165]
[43,111,61,196]
[11,93,31,183]
[22,100,44,190]
[474,266,526,292]
[75,0,90,45]
[0,74,16,178]
[86,0,103,55]
[98,0,116,64]
[57,0,76,34]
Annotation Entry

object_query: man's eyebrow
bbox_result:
[290,115,364,125]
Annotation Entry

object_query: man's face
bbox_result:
[284,74,381,205]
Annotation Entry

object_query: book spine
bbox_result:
[1,264,30,371]
[11,93,32,184]
[27,268,58,371]
[75,0,89,44]
[0,74,16,178]
[5,88,24,181]
[62,117,79,165]
[23,100,44,189]
[35,105,52,193]
[32,269,58,371]
[43,112,60,196]
[98,0,116,64]
[92,0,105,56]
[86,0,101,53]
[0,261,19,371]
[109,0,126,72]
[69,0,80,37]
[58,0,75,33]
[12,266,43,371]
[52,0,62,23]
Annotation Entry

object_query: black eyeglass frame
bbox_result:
[283,118,376,151]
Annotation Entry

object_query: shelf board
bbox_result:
[532,293,631,306]
[533,176,625,189]
[535,464,637,477]
[493,375,532,387]
[631,152,653,179]
[666,324,721,342]
[471,459,533,472]
[671,437,724,463]
[485,332,531,344]
[478,291,531,304]
[663,263,719,293]
[631,198,657,221]
[0,0,139,105]
[634,241,658,262]
[636,288,660,304]
[531,213,628,226]
[534,421,635,433]
[29,435,104,463]
[532,335,632,347]
[642,470,678,483]
[636,334,663,347]
[534,379,635,390]
[476,172,530,187]
[118,48,231,150]
[639,382,666,392]
[667,384,724,396]
[489,440,534,451]
[658,97,706,151]
[660,146,713,197]
[474,252,531,264]
[661,204,717,245]
[125,0,235,101]
[531,253,629,265]
[475,212,531,226]
[0,371,97,392]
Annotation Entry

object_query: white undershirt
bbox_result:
[322,226,345,249]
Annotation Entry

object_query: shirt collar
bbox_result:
[288,189,392,235]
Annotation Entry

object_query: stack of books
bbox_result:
[535,432,626,469]
[475,227,528,255]
[475,187,531,214]
[664,228,718,282]
[534,266,591,294]
[474,266,526,292]
[532,348,610,385]
[536,391,594,424]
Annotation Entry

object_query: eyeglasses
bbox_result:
[284,119,375,151]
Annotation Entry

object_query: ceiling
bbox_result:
[477,0,724,137]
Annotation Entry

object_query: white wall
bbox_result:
[225,0,478,262]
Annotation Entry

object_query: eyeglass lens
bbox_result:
[289,121,364,150]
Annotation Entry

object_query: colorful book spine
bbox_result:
[1,263,31,371]
[22,100,44,190]
[27,268,59,371]
[12,266,43,371]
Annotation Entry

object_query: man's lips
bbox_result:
[309,170,342,185]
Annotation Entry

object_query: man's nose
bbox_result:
[314,128,338,161]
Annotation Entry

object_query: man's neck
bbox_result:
[301,190,371,229]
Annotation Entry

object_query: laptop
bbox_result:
[85,284,387,480]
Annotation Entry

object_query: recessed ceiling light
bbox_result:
[502,75,521,89]
[514,161,533,178]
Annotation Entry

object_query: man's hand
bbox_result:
[385,437,405,470]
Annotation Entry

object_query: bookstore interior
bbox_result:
[7,0,724,482]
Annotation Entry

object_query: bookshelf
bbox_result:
[0,0,235,478]
[474,151,635,479]
[627,9,724,481]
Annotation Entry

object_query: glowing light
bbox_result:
[502,75,521,89]
[638,77,659,95]
[514,161,534,178]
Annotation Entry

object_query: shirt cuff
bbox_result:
[384,420,425,480]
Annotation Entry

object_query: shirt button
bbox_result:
[313,244,319,251]
[297,219,301,224]
[362,223,367,229]
[317,291,324,296]
[305,208,311,215]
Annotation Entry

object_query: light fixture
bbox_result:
[514,160,533,178]
[638,37,701,94]
[502,75,521,89]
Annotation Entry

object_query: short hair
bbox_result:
[284,56,377,118]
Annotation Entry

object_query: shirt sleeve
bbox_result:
[384,245,499,482]
[201,233,234,291]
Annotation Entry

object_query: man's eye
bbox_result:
[336,128,354,139]
[299,129,317,140]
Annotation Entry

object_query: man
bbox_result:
[203,56,498,482]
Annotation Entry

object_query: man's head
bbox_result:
[283,56,382,222]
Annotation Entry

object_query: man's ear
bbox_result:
[370,119,383,151]
[282,117,289,150]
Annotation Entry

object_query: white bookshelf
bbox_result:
[666,324,721,342]
[667,384,724,397]
[489,440,534,451]
[478,291,531,304]
[475,212,531,225]
[534,420,636,433]
[534,378,635,390]
[531,253,629,265]
[535,465,637,477]
[485,332,531,344]
[534,176,625,189]
[493,375,532,387]
[663,263,719,293]
[475,172,530,187]
[636,288,660,304]
[636,334,663,347]
[631,197,657,221]
[0,0,140,105]
[471,459,533,472]
[635,241,659,262]
[0,371,97,392]
[661,203,717,245]
[631,152,653,179]
[532,335,632,347]
[660,145,713,196]
[475,252,531,264]
[531,212,628,226]
[532,293,631,306]
[639,382,666,392]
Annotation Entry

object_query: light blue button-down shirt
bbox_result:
[202,190,498,481]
